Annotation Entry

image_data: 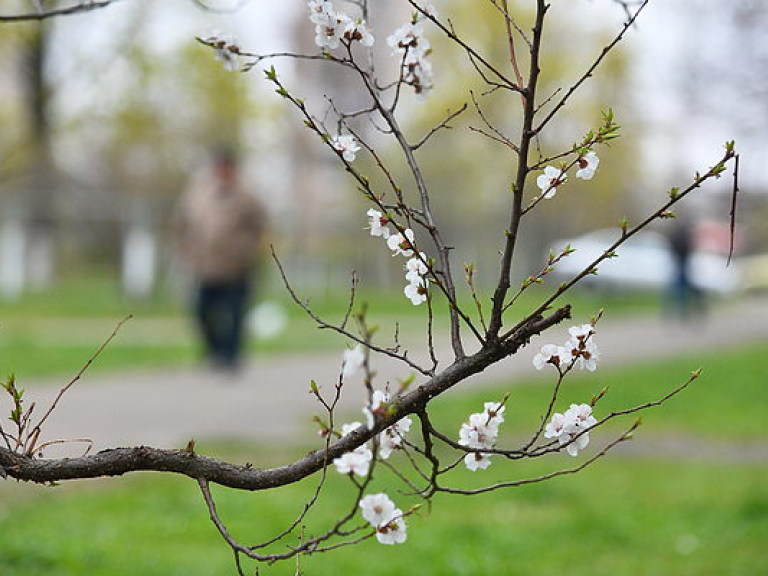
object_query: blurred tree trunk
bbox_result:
[21,23,57,289]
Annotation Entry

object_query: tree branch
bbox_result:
[0,304,571,487]
[0,1,116,22]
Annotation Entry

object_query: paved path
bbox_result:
[21,296,768,458]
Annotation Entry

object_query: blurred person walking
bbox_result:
[175,149,267,372]
[665,218,705,321]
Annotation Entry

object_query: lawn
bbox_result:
[0,272,666,378]
[0,341,765,575]
[0,458,764,576]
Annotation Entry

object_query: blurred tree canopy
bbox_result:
[0,1,640,288]
[357,0,639,284]
[0,2,270,279]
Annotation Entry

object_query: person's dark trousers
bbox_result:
[195,277,250,369]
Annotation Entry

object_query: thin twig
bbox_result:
[469,90,520,152]
[406,0,523,92]
[533,0,649,135]
[499,0,526,97]
[0,0,115,22]
[412,104,468,150]
[436,421,638,495]
[486,0,548,341]
[727,153,740,266]
[271,247,432,376]
[24,315,132,456]
[503,147,737,342]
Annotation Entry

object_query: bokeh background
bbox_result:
[0,0,765,303]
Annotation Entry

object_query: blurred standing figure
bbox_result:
[666,219,704,321]
[176,149,267,371]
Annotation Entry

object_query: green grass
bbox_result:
[426,341,768,441]
[0,272,666,378]
[0,342,766,575]
[0,274,416,377]
[0,274,758,572]
[0,456,765,575]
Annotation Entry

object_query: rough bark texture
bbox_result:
[0,306,570,489]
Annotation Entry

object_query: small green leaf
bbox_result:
[398,373,416,393]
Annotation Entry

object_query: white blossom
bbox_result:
[311,4,352,50]
[387,21,423,52]
[376,514,407,545]
[347,20,375,47]
[544,412,568,440]
[404,281,428,305]
[315,14,350,50]
[309,1,374,50]
[403,252,429,305]
[333,448,372,475]
[333,421,373,476]
[464,451,493,471]
[568,323,594,343]
[576,151,600,180]
[458,423,483,450]
[483,401,506,425]
[363,389,390,429]
[544,404,597,457]
[366,208,391,239]
[341,421,363,437]
[465,412,498,447]
[387,19,433,95]
[573,339,599,371]
[536,166,567,199]
[360,493,396,526]
[533,344,568,370]
[204,34,240,71]
[379,417,412,459]
[458,401,507,470]
[563,430,590,457]
[387,228,416,257]
[331,133,360,162]
[566,324,599,371]
[359,493,407,545]
[535,323,599,372]
[342,344,365,378]
[459,411,499,449]
[405,254,429,282]
[567,403,598,428]
[308,0,334,24]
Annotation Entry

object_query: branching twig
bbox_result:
[406,0,523,93]
[504,146,737,342]
[532,0,650,136]
[486,0,548,341]
[436,421,639,495]
[0,0,115,22]
[24,315,132,456]
[271,247,433,376]
[727,153,740,265]
[469,91,520,152]
[412,104,468,150]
